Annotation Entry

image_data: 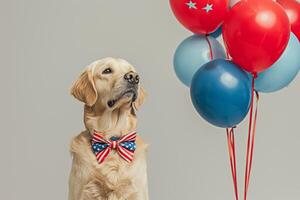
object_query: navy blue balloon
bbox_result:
[210,26,222,38]
[190,59,251,128]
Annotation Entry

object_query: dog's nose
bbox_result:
[124,72,139,84]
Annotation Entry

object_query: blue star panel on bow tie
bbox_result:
[120,141,137,151]
[92,143,109,153]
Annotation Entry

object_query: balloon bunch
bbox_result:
[170,0,300,199]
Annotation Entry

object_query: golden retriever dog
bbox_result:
[69,57,149,200]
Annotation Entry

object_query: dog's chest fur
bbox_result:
[69,131,148,200]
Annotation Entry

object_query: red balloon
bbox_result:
[277,0,300,41]
[222,0,290,73]
[169,0,229,34]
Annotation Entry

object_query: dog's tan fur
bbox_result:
[69,58,149,200]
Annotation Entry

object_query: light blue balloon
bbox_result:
[255,33,300,93]
[173,35,226,87]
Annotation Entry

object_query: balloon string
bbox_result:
[243,77,255,200]
[226,128,235,199]
[244,75,259,200]
[205,35,214,60]
[226,127,239,200]
[231,127,238,199]
[245,91,259,199]
[226,49,230,60]
[223,37,230,60]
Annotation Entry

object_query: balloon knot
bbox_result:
[252,72,258,79]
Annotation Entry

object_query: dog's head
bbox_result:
[71,57,146,111]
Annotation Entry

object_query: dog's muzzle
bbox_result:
[107,72,139,108]
[124,72,139,85]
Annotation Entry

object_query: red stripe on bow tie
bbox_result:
[92,130,137,164]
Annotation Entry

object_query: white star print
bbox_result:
[186,1,197,9]
[203,3,213,13]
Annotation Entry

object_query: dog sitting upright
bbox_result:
[69,57,149,200]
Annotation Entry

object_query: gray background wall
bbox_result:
[2,0,300,199]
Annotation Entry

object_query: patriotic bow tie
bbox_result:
[92,130,137,164]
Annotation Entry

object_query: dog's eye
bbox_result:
[102,68,113,74]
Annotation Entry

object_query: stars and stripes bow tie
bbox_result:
[92,130,137,164]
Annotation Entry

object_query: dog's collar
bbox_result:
[91,130,137,164]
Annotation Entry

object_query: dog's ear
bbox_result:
[133,86,147,111]
[70,68,98,107]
